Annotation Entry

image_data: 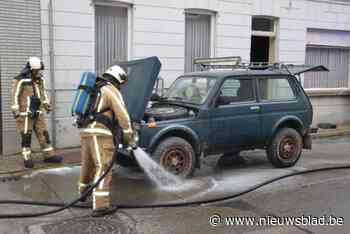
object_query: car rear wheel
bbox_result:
[153,137,196,178]
[267,127,302,168]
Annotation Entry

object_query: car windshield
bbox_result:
[165,76,217,105]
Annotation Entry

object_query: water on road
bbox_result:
[133,148,184,190]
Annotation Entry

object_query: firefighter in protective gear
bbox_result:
[11,57,63,169]
[78,65,137,217]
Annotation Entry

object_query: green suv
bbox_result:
[117,57,328,177]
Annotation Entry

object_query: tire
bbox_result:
[267,128,302,168]
[152,137,196,178]
[145,106,188,121]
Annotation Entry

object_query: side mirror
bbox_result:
[215,96,231,107]
[150,93,161,101]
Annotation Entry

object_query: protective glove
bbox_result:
[12,110,20,119]
[126,132,139,151]
[43,103,52,113]
[11,105,20,119]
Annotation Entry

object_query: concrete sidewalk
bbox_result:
[0,148,80,177]
[0,125,349,177]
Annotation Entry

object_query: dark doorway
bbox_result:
[250,36,269,62]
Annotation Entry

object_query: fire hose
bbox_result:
[0,155,349,219]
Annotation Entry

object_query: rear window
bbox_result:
[259,78,296,101]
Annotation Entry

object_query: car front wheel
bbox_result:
[267,128,302,168]
[153,137,196,178]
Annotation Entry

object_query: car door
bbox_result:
[257,75,303,140]
[208,77,261,153]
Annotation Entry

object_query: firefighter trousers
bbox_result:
[79,135,115,210]
[15,114,55,160]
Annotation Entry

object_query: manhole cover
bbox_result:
[42,215,136,234]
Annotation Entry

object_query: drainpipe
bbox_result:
[48,0,57,146]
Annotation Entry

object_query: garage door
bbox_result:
[95,5,128,76]
[0,0,42,155]
[305,47,349,88]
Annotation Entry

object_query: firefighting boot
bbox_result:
[23,159,34,169]
[43,155,63,163]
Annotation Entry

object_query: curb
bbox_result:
[312,130,350,139]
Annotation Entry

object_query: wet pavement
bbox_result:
[0,136,349,233]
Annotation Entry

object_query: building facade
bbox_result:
[0,0,349,154]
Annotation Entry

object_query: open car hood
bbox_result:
[285,65,329,76]
[114,57,161,122]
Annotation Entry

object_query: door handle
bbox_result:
[250,106,260,111]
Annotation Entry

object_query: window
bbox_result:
[166,76,216,105]
[185,12,212,72]
[218,79,255,105]
[251,17,277,63]
[252,18,274,32]
[305,47,349,88]
[259,78,295,101]
[95,5,128,75]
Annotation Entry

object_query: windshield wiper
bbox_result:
[169,96,184,101]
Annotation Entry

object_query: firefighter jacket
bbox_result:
[80,82,134,145]
[11,67,50,115]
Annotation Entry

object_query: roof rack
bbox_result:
[193,56,329,76]
[194,56,282,71]
[194,56,242,70]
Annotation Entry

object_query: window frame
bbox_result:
[304,46,350,89]
[251,16,279,63]
[256,76,298,103]
[184,9,216,72]
[166,76,217,105]
[214,76,257,107]
[93,1,133,64]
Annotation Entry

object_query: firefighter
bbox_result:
[11,57,63,168]
[78,65,137,217]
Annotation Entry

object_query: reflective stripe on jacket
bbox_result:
[11,70,50,113]
[80,83,133,144]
